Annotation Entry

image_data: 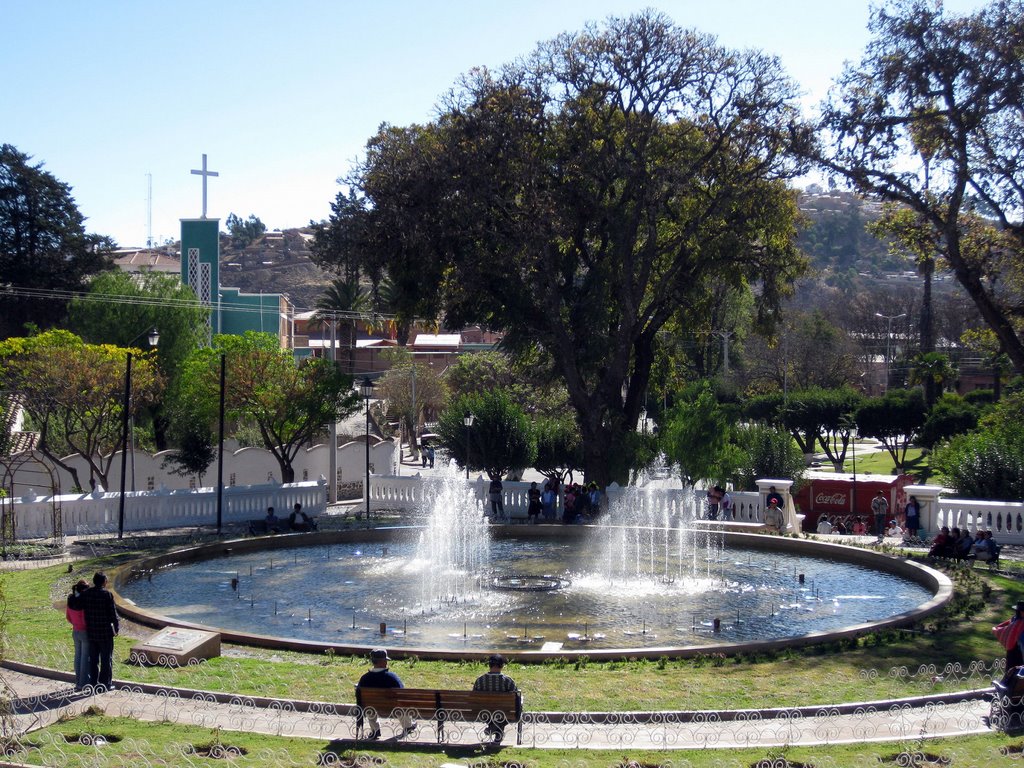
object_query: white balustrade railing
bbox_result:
[367,476,762,525]
[7,480,327,540]
[934,498,1024,541]
[14,471,1023,546]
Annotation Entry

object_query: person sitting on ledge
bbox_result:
[264,506,281,533]
[289,502,317,532]
[927,526,954,558]
[763,499,785,534]
[974,530,998,562]
[953,528,976,560]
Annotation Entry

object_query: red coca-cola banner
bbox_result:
[794,474,913,531]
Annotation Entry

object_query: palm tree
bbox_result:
[909,352,957,410]
[314,278,369,373]
[373,274,412,346]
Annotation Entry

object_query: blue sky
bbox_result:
[4,0,987,247]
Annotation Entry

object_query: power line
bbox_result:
[1,285,396,321]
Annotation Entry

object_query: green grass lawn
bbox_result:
[8,713,1023,768]
[5,552,1024,767]
[2,555,1020,711]
[817,445,944,483]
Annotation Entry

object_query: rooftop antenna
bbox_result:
[146,172,153,248]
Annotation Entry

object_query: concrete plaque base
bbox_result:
[131,627,221,667]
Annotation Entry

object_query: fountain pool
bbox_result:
[116,528,941,656]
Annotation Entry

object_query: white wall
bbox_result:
[6,439,396,495]
[9,480,327,539]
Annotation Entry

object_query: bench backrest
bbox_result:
[355,687,522,722]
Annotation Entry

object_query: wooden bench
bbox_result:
[354,687,523,745]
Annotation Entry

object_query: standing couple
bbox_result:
[706,486,733,521]
[66,572,119,691]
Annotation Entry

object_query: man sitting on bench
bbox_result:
[289,502,317,532]
[472,654,517,744]
[357,649,415,740]
[264,506,281,533]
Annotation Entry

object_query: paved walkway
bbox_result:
[1,661,995,752]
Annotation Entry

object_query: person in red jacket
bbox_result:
[65,579,90,690]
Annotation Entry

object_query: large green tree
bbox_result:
[329,12,809,485]
[856,388,927,473]
[435,390,535,480]
[0,330,162,490]
[661,383,742,487]
[0,145,112,338]
[170,332,359,483]
[932,393,1024,500]
[444,349,569,419]
[67,270,209,449]
[816,0,1024,372]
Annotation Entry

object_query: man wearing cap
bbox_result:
[472,654,517,743]
[357,649,415,739]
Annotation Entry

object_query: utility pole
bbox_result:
[714,330,733,375]
[875,313,906,393]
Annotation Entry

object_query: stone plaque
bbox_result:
[131,627,221,667]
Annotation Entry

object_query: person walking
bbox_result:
[871,491,889,540]
[472,653,517,744]
[68,572,119,690]
[356,649,415,739]
[65,579,90,691]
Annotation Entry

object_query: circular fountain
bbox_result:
[113,466,952,661]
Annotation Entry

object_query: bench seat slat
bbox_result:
[355,687,522,722]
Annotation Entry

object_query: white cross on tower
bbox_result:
[190,153,219,218]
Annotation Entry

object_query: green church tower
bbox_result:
[179,153,290,345]
[181,154,221,338]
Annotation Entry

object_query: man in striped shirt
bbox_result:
[472,654,517,743]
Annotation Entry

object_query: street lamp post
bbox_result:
[463,412,475,480]
[875,313,906,393]
[216,352,226,534]
[360,377,375,520]
[118,327,159,539]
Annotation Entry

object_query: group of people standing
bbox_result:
[490,477,603,524]
[65,572,119,691]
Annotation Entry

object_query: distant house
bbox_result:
[111,247,181,275]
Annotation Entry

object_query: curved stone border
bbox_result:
[107,527,953,663]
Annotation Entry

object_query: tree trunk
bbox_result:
[946,233,1024,374]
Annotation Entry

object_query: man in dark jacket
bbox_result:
[357,648,415,739]
[68,571,119,690]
